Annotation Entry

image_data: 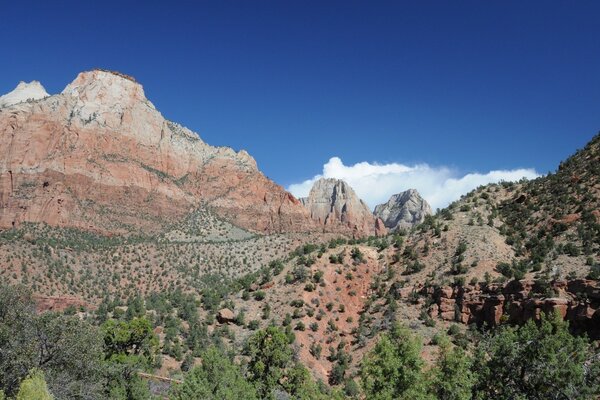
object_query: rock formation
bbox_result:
[300,178,386,237]
[0,70,318,234]
[374,189,431,231]
[420,279,600,339]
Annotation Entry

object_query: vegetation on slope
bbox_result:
[1,284,598,399]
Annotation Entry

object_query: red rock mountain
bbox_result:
[0,70,320,235]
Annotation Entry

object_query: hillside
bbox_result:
[499,133,600,277]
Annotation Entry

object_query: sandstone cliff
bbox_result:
[0,70,317,234]
[300,178,386,237]
[374,189,432,231]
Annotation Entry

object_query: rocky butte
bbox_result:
[374,189,432,231]
[300,178,387,237]
[0,70,323,235]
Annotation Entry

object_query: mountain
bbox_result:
[0,71,597,396]
[0,70,317,235]
[374,189,432,231]
[0,81,49,108]
[300,178,386,237]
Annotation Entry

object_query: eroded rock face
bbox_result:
[300,178,386,237]
[427,279,600,338]
[0,70,318,234]
[374,189,432,231]
[34,295,91,313]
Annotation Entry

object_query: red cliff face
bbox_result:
[0,70,318,234]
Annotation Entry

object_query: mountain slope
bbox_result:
[498,133,600,272]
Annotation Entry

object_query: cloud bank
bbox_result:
[288,157,540,211]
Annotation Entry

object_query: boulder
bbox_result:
[217,308,235,324]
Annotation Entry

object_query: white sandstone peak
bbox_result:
[0,80,50,108]
[61,69,152,108]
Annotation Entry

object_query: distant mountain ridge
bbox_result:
[299,180,432,235]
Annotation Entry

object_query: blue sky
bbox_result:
[1,1,599,208]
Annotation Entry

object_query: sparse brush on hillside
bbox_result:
[499,133,600,274]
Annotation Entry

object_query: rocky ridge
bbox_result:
[374,189,432,231]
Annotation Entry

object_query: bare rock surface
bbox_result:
[374,189,432,230]
[300,178,386,236]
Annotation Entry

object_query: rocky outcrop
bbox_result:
[300,178,386,237]
[34,295,91,313]
[374,189,431,231]
[0,70,318,235]
[425,279,600,338]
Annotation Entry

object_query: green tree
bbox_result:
[0,285,104,399]
[16,369,53,400]
[170,346,257,400]
[360,324,433,400]
[281,363,326,400]
[246,326,293,399]
[102,317,158,362]
[104,356,152,400]
[101,317,158,399]
[430,337,476,400]
[473,312,600,399]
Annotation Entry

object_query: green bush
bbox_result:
[171,346,257,400]
[16,369,53,400]
[473,312,600,399]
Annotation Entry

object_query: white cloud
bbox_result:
[288,157,540,211]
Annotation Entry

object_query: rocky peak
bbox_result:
[0,80,49,108]
[62,69,148,105]
[374,189,432,231]
[60,70,157,129]
[301,178,386,237]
